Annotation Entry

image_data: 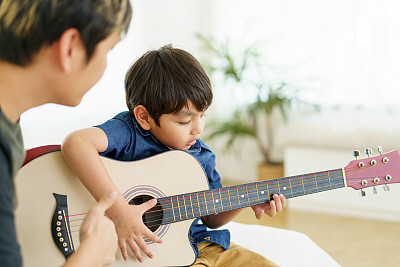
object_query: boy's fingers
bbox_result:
[143,227,163,243]
[140,198,158,212]
[280,194,287,208]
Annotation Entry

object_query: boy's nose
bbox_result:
[191,119,203,135]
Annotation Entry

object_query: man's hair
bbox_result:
[125,45,213,126]
[0,0,132,66]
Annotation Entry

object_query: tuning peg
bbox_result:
[353,150,360,159]
[373,186,377,194]
[365,148,373,157]
[383,184,390,191]
[377,146,383,155]
[360,189,366,197]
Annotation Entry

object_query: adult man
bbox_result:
[0,1,133,266]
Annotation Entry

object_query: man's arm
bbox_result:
[0,141,22,267]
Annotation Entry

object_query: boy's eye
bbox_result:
[179,121,190,125]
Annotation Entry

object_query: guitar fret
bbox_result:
[219,188,224,212]
[177,195,184,221]
[203,191,208,216]
[227,187,232,210]
[245,185,250,206]
[183,194,188,220]
[159,168,345,226]
[236,186,241,208]
[288,177,294,198]
[189,193,194,218]
[327,170,332,189]
[277,179,281,195]
[300,175,306,195]
[255,183,261,205]
[196,192,201,217]
[314,173,318,192]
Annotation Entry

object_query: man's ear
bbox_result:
[57,28,82,73]
[134,105,153,130]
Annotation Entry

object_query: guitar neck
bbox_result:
[158,168,345,224]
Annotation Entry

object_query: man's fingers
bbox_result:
[96,190,117,213]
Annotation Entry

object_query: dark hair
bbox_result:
[0,0,132,66]
[125,45,213,125]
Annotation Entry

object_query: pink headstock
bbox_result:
[344,150,400,190]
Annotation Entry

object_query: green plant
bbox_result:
[198,34,309,164]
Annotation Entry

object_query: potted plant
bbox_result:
[197,34,314,180]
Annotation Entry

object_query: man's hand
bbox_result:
[79,191,119,266]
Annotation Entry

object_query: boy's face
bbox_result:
[149,100,206,150]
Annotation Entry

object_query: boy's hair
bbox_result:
[125,45,213,126]
[0,0,132,66]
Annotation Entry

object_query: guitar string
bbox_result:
[60,162,387,229]
[59,170,344,225]
[59,173,345,229]
[61,162,379,223]
[137,165,387,227]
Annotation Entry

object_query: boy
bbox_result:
[62,45,287,266]
[0,0,132,266]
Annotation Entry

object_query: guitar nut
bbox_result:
[383,157,389,163]
[361,180,368,186]
[385,175,392,181]
[358,162,365,168]
[370,160,377,166]
[373,177,380,184]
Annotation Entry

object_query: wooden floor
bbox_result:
[233,207,400,267]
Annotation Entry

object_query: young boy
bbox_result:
[62,45,287,266]
[0,0,132,266]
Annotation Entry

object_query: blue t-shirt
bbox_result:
[97,111,230,256]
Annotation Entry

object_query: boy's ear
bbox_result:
[57,28,82,73]
[134,105,152,130]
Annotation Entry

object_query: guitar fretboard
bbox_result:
[157,168,345,225]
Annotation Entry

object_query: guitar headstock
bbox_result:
[344,148,400,192]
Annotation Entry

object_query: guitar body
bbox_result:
[15,145,400,266]
[15,149,209,266]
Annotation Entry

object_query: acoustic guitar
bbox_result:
[14,145,400,266]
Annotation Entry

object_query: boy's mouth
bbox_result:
[187,139,197,146]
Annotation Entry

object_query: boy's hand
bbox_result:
[251,194,287,219]
[113,198,163,262]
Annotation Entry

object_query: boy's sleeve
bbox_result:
[204,151,223,190]
[96,117,135,161]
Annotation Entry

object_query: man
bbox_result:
[0,0,133,266]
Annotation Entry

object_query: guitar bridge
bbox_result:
[51,193,75,258]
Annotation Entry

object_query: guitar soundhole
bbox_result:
[128,195,163,232]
